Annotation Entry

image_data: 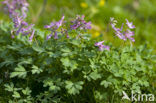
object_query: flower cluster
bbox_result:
[13,15,34,36]
[110,18,135,42]
[95,41,110,51]
[44,16,65,40]
[45,15,92,40]
[2,0,35,40]
[70,15,92,30]
[2,0,29,18]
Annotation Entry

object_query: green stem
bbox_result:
[35,0,48,23]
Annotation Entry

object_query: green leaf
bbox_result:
[32,46,45,53]
[61,48,72,57]
[31,65,43,74]
[89,71,101,80]
[10,65,27,79]
[18,58,32,65]
[61,48,71,53]
[65,81,84,95]
[61,58,70,67]
[70,40,80,46]
[43,78,61,93]
[100,80,112,88]
[22,87,31,95]
[0,58,15,68]
[12,91,20,98]
[69,60,78,70]
[4,83,14,92]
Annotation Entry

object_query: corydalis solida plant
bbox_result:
[2,0,29,18]
[44,16,65,40]
[70,15,92,30]
[110,17,135,42]
[94,17,136,51]
[2,0,35,40]
[95,41,110,51]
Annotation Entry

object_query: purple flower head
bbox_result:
[99,45,110,51]
[66,34,69,38]
[84,21,92,29]
[95,41,104,46]
[3,0,36,42]
[11,35,15,38]
[44,16,65,29]
[29,30,35,42]
[20,23,34,36]
[115,31,126,41]
[126,19,135,29]
[15,22,34,36]
[125,29,135,42]
[46,33,53,40]
[70,23,80,30]
[54,32,58,39]
[95,41,110,51]
[2,0,29,18]
[110,18,135,42]
[55,16,65,28]
[16,26,22,35]
[110,21,126,41]
[22,32,30,36]
[70,15,92,30]
[21,21,28,26]
[44,16,65,40]
[44,22,55,29]
[21,24,34,32]
[12,14,24,28]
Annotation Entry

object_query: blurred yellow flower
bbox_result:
[99,0,105,7]
[80,2,88,8]
[92,31,100,38]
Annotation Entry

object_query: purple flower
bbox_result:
[115,31,126,41]
[44,16,65,29]
[99,45,110,51]
[13,15,22,28]
[21,21,28,26]
[111,22,126,41]
[54,32,58,39]
[44,22,55,29]
[2,0,34,40]
[95,41,110,51]
[15,23,34,36]
[84,21,92,29]
[66,34,69,38]
[2,0,29,18]
[70,15,92,30]
[46,33,53,40]
[55,16,65,28]
[21,24,34,34]
[110,18,135,42]
[11,35,15,38]
[126,19,135,29]
[70,23,80,30]
[16,26,22,35]
[95,41,104,46]
[29,30,35,42]
[44,16,65,40]
[125,29,135,42]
